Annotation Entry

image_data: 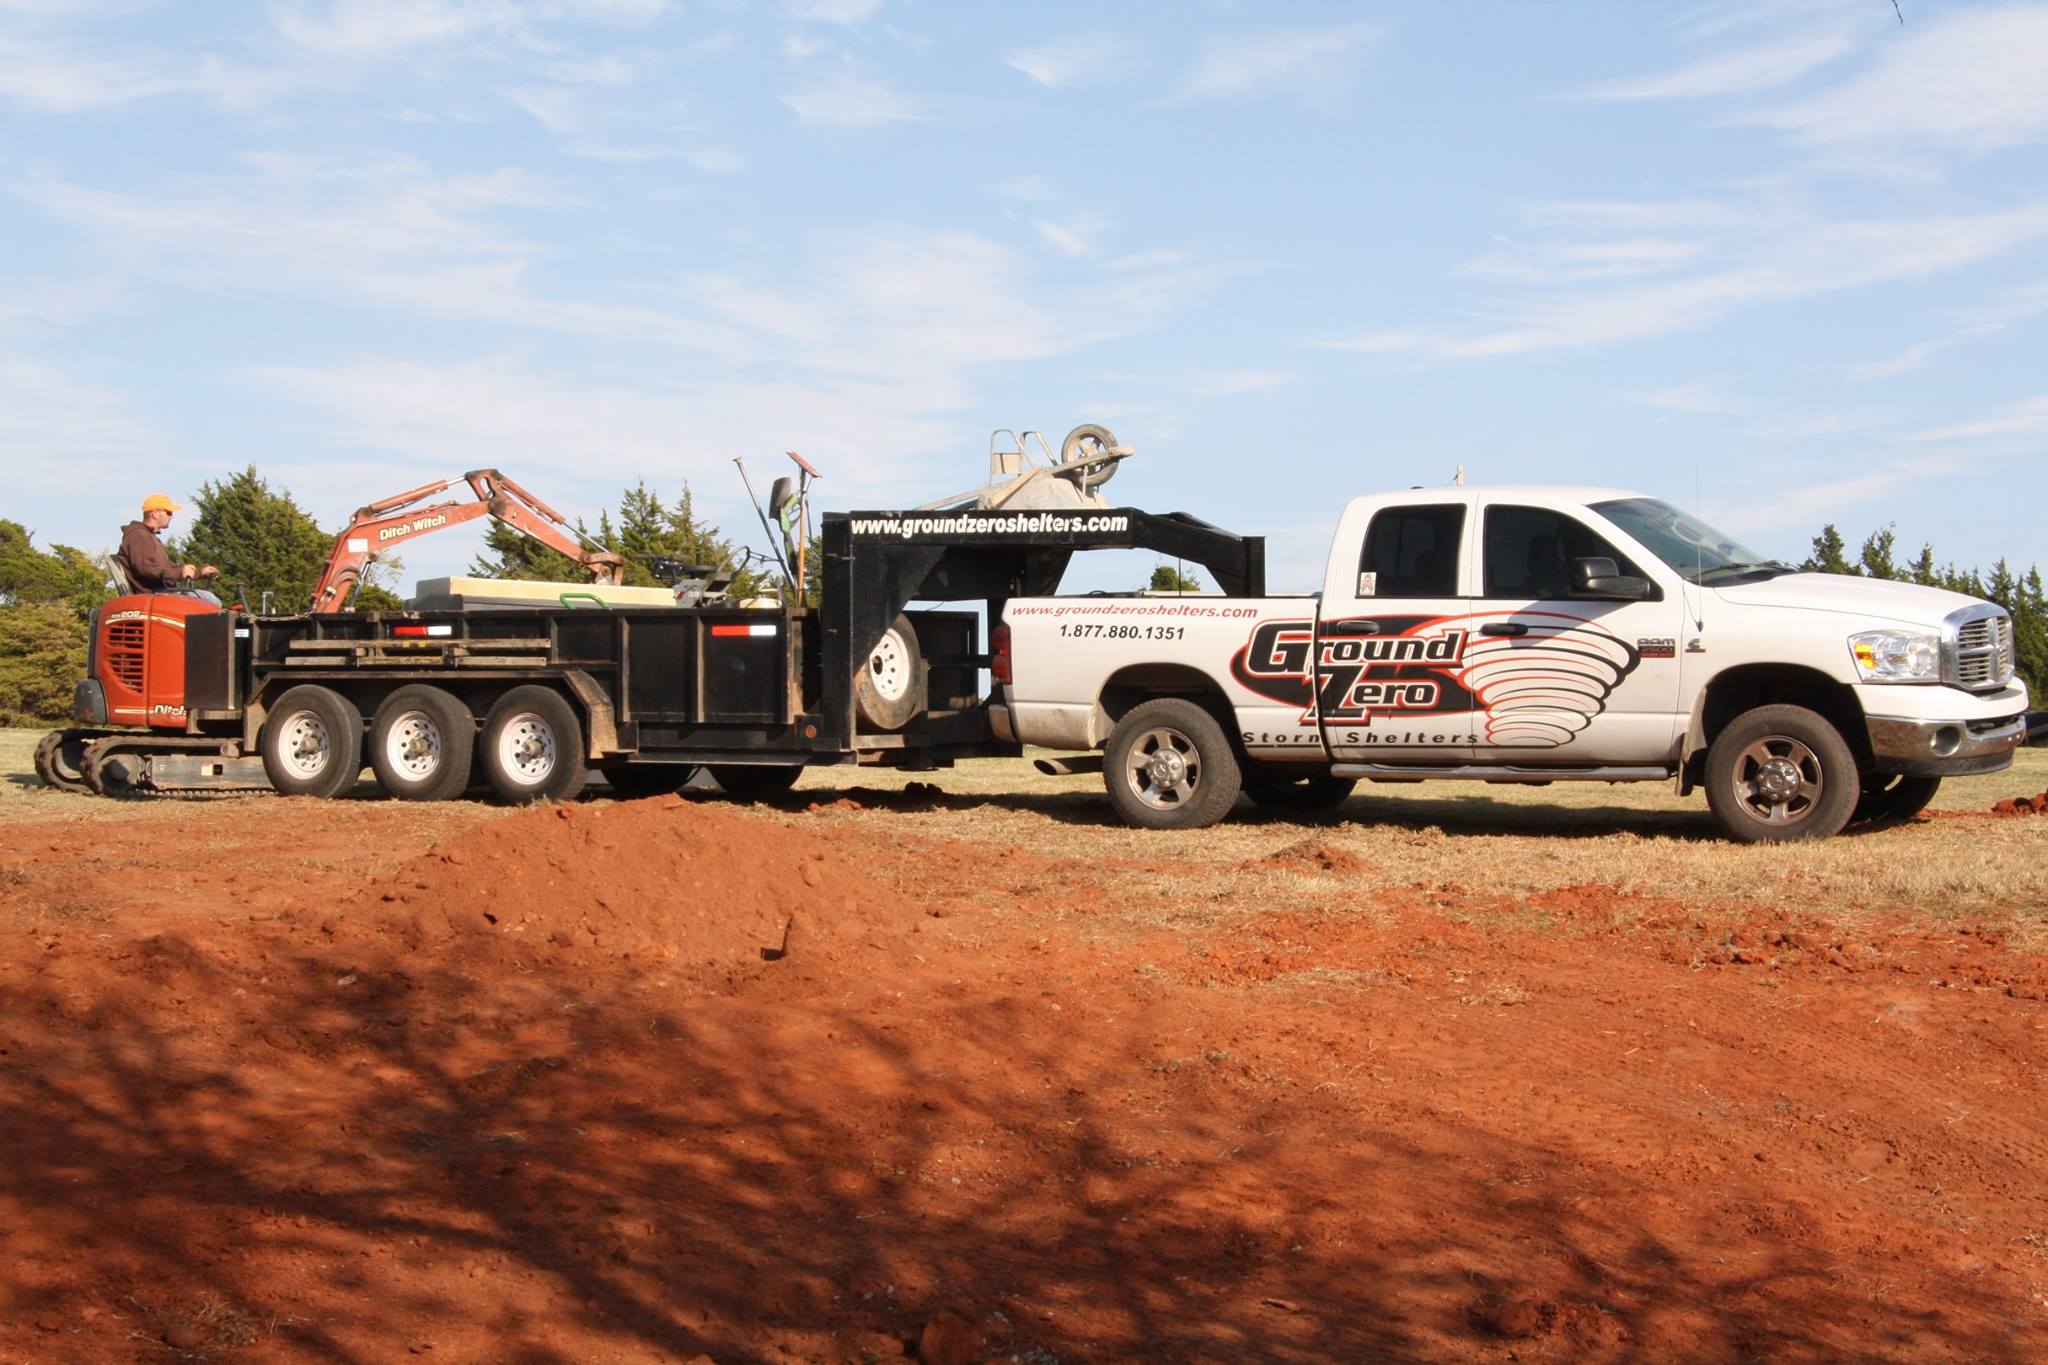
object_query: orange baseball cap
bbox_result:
[141,493,181,513]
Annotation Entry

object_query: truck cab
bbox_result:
[1000,485,2029,841]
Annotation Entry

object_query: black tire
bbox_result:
[1103,697,1242,830]
[854,613,923,731]
[603,764,700,799]
[34,729,96,795]
[1242,766,1357,813]
[1704,704,1858,843]
[260,685,365,799]
[709,764,803,799]
[480,686,587,804]
[369,685,474,801]
[1854,773,1941,824]
[1058,423,1122,490]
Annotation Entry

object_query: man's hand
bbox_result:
[179,564,197,581]
[200,565,219,578]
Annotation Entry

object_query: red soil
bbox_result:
[1,794,2045,1361]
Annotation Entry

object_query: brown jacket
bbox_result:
[117,520,181,592]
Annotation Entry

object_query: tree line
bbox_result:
[1,467,755,725]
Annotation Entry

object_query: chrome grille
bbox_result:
[1947,609,2013,691]
[105,619,146,691]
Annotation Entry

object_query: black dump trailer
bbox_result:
[110,507,1265,801]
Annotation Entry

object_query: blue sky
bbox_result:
[3,0,2046,594]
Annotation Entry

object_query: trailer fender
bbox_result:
[559,668,621,759]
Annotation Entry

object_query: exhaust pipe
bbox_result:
[1033,755,1104,777]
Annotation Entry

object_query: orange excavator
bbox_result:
[36,469,625,795]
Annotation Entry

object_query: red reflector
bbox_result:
[392,624,453,638]
[710,623,778,638]
[991,623,1012,685]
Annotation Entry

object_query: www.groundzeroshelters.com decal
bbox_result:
[1229,612,1642,747]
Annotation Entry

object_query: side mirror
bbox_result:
[1571,556,1653,601]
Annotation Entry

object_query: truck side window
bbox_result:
[1359,504,1464,598]
[1483,505,1649,600]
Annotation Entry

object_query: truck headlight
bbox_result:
[1849,630,1939,682]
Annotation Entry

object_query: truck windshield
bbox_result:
[1590,498,1793,585]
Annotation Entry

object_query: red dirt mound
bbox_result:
[1990,791,2048,817]
[327,795,908,966]
[1250,838,1365,875]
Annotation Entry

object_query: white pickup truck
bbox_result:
[991,485,2029,842]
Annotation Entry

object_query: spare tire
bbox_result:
[854,613,923,731]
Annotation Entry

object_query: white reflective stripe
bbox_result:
[745,623,777,637]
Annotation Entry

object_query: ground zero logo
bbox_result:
[1233,618,1469,724]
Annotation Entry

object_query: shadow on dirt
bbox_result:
[1,927,2031,1362]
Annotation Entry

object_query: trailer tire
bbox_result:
[370,685,474,802]
[1705,704,1857,843]
[603,764,700,799]
[854,614,922,731]
[709,764,803,799]
[1104,697,1241,830]
[261,685,364,799]
[1242,766,1356,813]
[481,686,587,804]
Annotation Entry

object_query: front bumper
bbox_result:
[1866,712,2027,776]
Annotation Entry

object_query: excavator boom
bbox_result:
[311,468,624,611]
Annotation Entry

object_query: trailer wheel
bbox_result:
[1704,704,1857,843]
[1242,766,1356,813]
[1104,697,1242,830]
[260,685,365,799]
[854,614,922,731]
[709,764,803,800]
[370,685,475,802]
[603,764,700,799]
[481,686,587,804]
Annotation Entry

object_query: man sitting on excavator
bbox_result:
[116,493,221,604]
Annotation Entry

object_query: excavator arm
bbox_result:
[311,468,625,612]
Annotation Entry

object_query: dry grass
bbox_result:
[5,727,2042,921]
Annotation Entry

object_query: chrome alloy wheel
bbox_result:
[497,712,557,786]
[1122,725,1202,810]
[1730,735,1824,826]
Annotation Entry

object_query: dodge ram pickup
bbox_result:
[993,485,2029,842]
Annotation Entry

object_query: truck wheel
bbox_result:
[1242,766,1357,813]
[481,686,587,804]
[603,764,700,799]
[709,764,803,799]
[1705,704,1857,843]
[1104,698,1242,830]
[1854,774,1941,824]
[261,685,364,799]
[854,614,922,731]
[370,685,474,802]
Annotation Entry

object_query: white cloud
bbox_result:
[1175,23,1376,102]
[1460,236,1704,284]
[0,349,161,511]
[1743,411,1891,440]
[1005,35,1131,89]
[1724,457,1938,532]
[269,0,488,58]
[779,72,926,128]
[1569,31,1855,101]
[1317,202,2048,358]
[784,0,882,26]
[1755,5,2048,152]
[1623,383,1735,414]
[1903,395,2048,443]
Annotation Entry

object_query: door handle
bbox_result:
[1479,622,1528,637]
[1322,619,1379,636]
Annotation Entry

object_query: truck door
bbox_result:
[1463,499,1684,764]
[1316,500,1477,764]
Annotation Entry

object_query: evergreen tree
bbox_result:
[1858,524,1902,580]
[1801,525,1857,575]
[0,603,88,725]
[1908,544,1938,586]
[168,467,333,612]
[468,519,589,581]
[0,520,111,616]
[1146,562,1204,593]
